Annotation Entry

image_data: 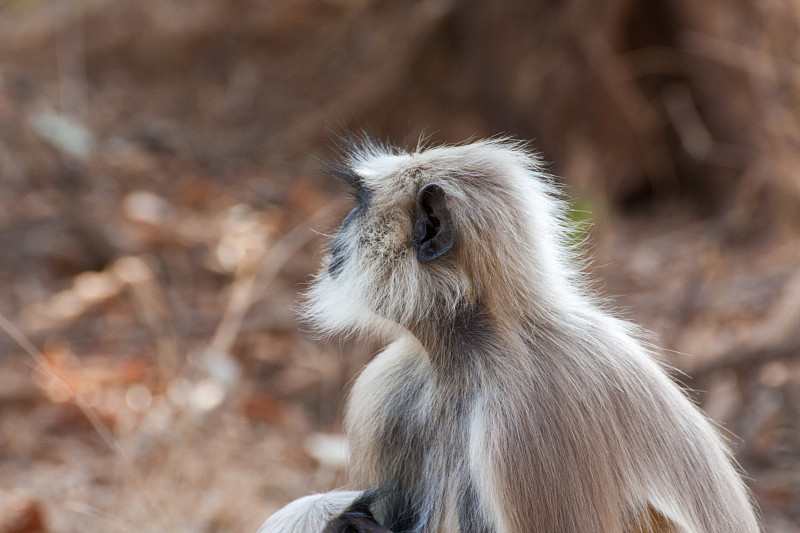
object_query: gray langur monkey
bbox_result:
[258,139,760,533]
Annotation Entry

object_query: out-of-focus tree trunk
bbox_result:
[2,0,797,226]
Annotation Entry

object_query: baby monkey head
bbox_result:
[305,139,579,339]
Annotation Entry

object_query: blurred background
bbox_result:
[0,0,799,531]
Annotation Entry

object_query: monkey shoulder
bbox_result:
[346,336,433,472]
[349,335,430,407]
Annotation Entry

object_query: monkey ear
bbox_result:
[412,183,455,262]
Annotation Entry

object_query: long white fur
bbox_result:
[257,491,361,533]
[260,139,760,532]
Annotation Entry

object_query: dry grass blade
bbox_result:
[0,312,172,530]
[210,199,347,357]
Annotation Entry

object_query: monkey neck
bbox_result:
[406,294,572,375]
[409,302,507,374]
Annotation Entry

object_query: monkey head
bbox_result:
[305,140,581,341]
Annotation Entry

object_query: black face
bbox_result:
[327,167,371,278]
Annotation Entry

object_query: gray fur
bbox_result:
[261,139,760,533]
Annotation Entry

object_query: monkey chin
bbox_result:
[303,263,408,343]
